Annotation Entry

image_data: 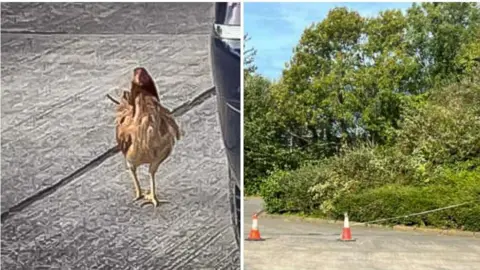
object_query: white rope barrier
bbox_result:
[254,199,478,226]
[363,201,475,225]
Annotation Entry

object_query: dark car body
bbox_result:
[209,2,241,245]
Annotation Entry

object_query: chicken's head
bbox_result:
[131,67,159,100]
[133,67,154,87]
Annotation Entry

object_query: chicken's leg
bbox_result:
[143,172,160,207]
[142,161,161,207]
[127,162,143,201]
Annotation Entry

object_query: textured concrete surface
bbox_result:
[1,3,239,269]
[1,2,213,35]
[244,198,480,270]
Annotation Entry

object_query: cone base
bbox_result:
[245,238,266,241]
[339,227,355,241]
[338,238,356,242]
[247,230,263,241]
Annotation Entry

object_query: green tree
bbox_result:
[269,3,480,153]
[406,2,480,84]
[243,36,310,194]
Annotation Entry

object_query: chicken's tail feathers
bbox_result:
[171,119,183,141]
[161,106,183,141]
[177,126,185,140]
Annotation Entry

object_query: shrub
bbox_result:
[308,144,424,212]
[260,165,322,215]
[396,79,480,165]
[332,167,480,231]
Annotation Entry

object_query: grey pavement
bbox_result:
[1,2,213,35]
[1,3,239,269]
[244,197,480,270]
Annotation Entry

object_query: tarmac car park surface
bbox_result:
[1,3,239,269]
[244,197,480,270]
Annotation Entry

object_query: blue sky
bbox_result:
[244,2,414,80]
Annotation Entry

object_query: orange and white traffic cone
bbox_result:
[246,213,264,241]
[339,212,356,242]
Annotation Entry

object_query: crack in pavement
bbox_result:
[0,86,216,223]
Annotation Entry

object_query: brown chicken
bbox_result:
[113,67,181,207]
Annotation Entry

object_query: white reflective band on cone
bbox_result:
[344,212,350,228]
[252,218,258,230]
